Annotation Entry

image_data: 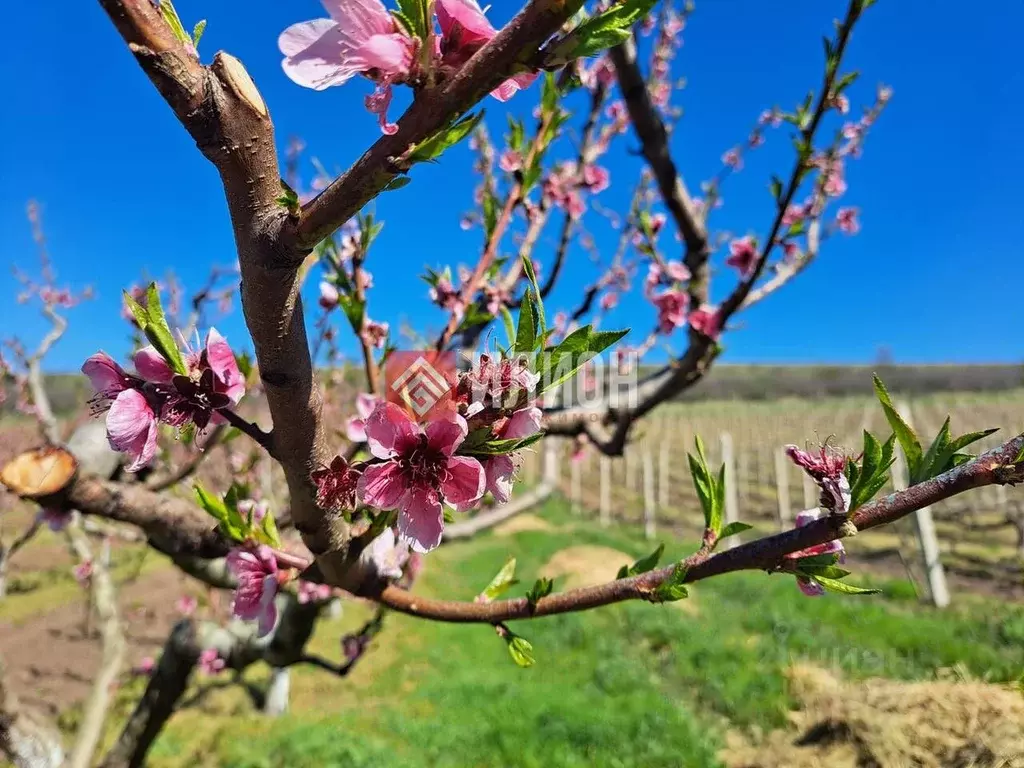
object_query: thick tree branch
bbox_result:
[67,521,127,768]
[375,433,1024,623]
[99,620,200,768]
[0,655,64,768]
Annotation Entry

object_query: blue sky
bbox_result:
[2,0,1022,372]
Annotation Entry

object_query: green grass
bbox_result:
[141,497,1024,767]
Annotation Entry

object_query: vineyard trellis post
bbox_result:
[599,456,611,528]
[643,451,656,540]
[896,401,951,609]
[720,432,740,548]
[774,445,792,529]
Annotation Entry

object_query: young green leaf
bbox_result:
[616,543,664,579]
[873,375,922,475]
[811,575,881,595]
[124,283,187,375]
[506,632,536,667]
[408,111,485,164]
[526,577,554,606]
[514,291,538,355]
[481,557,518,601]
[719,521,753,539]
[651,563,689,603]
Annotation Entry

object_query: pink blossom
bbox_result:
[198,648,226,676]
[135,657,156,676]
[836,206,860,235]
[651,288,689,335]
[878,85,893,103]
[311,455,361,510]
[278,0,414,91]
[785,445,851,515]
[721,148,742,170]
[297,580,333,604]
[104,387,160,472]
[688,306,723,340]
[319,281,340,309]
[784,508,846,597]
[365,81,399,135]
[832,93,850,114]
[726,236,759,278]
[570,435,588,463]
[361,320,389,349]
[457,354,539,414]
[582,164,610,194]
[758,108,782,128]
[436,0,537,102]
[226,545,279,637]
[73,560,93,586]
[782,242,801,263]
[357,527,410,581]
[357,403,485,552]
[430,275,465,320]
[176,595,198,616]
[580,56,617,91]
[38,508,71,532]
[782,203,808,227]
[499,150,523,173]
[600,292,618,311]
[346,392,381,442]
[236,499,269,525]
[480,406,541,504]
[664,260,690,283]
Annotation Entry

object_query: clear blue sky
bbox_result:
[2,0,1022,372]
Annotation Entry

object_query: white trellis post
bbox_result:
[896,400,951,609]
[643,451,656,540]
[599,456,611,527]
[570,454,582,514]
[543,439,559,487]
[658,440,671,510]
[774,446,792,529]
[720,432,740,548]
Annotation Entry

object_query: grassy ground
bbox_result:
[134,497,1024,768]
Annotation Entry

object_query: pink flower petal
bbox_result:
[425,413,469,456]
[133,347,175,383]
[346,417,368,443]
[106,389,158,471]
[484,455,515,504]
[436,0,496,45]
[441,455,485,506]
[82,352,128,395]
[364,402,418,459]
[397,489,444,553]
[204,328,244,403]
[491,72,538,102]
[358,33,414,74]
[357,461,407,509]
[503,407,542,439]
[279,19,363,91]
[355,392,379,420]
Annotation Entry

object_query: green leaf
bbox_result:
[769,176,783,202]
[124,283,186,375]
[872,375,921,476]
[506,116,525,154]
[276,179,301,213]
[616,544,664,579]
[482,557,518,601]
[652,563,689,603]
[443,508,455,524]
[549,0,657,61]
[811,575,881,595]
[382,176,412,193]
[537,326,629,394]
[194,483,247,542]
[192,19,207,50]
[499,306,517,350]
[408,111,485,164]
[514,292,538,355]
[158,0,192,47]
[526,577,554,606]
[256,508,281,548]
[394,0,428,39]
[520,255,545,334]
[719,521,752,539]
[541,73,558,116]
[459,432,544,457]
[482,186,498,237]
[506,632,535,667]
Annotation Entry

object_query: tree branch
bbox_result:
[375,432,1024,623]
[67,521,126,768]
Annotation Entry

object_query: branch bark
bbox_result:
[67,521,126,768]
[375,432,1024,623]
